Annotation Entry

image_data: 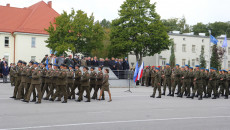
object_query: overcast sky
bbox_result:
[1,0,230,25]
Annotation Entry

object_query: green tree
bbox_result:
[208,22,230,37]
[178,16,190,33]
[210,45,220,69]
[192,22,208,35]
[100,19,111,28]
[169,41,175,68]
[110,0,170,64]
[45,9,104,56]
[162,18,180,32]
[199,45,206,68]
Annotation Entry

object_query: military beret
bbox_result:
[214,68,217,71]
[45,54,48,56]
[210,67,213,70]
[48,63,53,66]
[84,66,89,70]
[18,60,22,63]
[176,64,180,66]
[158,66,161,68]
[91,67,95,70]
[75,64,80,68]
[206,69,209,71]
[43,63,47,66]
[53,64,59,67]
[200,68,205,70]
[166,63,170,65]
[223,70,227,72]
[155,68,160,70]
[29,61,34,64]
[151,66,155,68]
[34,62,39,65]
[22,61,27,65]
[181,66,185,68]
[185,65,189,67]
[69,65,73,68]
[189,67,193,69]
[219,70,222,71]
[195,65,200,67]
[98,66,103,70]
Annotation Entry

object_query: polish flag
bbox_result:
[137,62,144,81]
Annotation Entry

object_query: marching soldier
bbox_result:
[40,63,48,95]
[178,65,190,98]
[145,66,150,87]
[42,63,53,99]
[10,63,15,86]
[207,68,218,99]
[23,62,42,104]
[10,60,22,99]
[89,67,97,98]
[203,69,209,98]
[77,66,90,102]
[66,65,74,99]
[171,64,181,97]
[92,66,104,100]
[15,61,27,100]
[46,64,59,100]
[191,65,203,100]
[71,65,81,99]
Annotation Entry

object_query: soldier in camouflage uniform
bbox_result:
[141,67,146,86]
[71,65,81,99]
[46,64,59,100]
[10,60,22,99]
[77,66,90,102]
[42,63,53,99]
[40,63,48,96]
[171,64,181,97]
[207,68,217,99]
[15,61,27,100]
[162,63,172,96]
[191,65,203,100]
[92,66,104,100]
[145,66,150,87]
[10,63,15,86]
[89,67,97,98]
[203,69,209,98]
[66,65,74,99]
[219,70,227,97]
[150,68,161,98]
[178,65,190,98]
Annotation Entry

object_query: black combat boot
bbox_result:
[212,95,217,99]
[167,92,171,96]
[198,95,203,100]
[195,94,198,97]
[224,95,228,99]
[161,92,165,96]
[150,94,155,98]
[156,96,161,98]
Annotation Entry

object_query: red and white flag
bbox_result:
[137,62,144,81]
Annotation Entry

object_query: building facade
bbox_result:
[129,33,230,69]
[0,1,59,63]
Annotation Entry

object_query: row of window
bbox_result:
[3,37,36,48]
[174,44,204,53]
[182,38,205,43]
[161,58,196,67]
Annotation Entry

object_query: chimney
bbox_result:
[48,1,52,8]
[6,4,10,7]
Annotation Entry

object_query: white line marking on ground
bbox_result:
[87,111,111,114]
[1,116,230,130]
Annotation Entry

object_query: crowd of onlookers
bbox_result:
[0,58,9,83]
[41,54,130,78]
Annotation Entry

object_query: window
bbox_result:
[192,45,196,53]
[228,47,230,55]
[202,39,204,43]
[174,44,176,52]
[182,59,186,66]
[183,38,186,41]
[192,59,195,67]
[31,37,36,48]
[161,58,166,66]
[31,56,36,61]
[5,37,9,47]
[182,44,186,52]
[228,61,230,68]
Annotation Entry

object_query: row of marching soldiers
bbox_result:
[9,60,112,104]
[141,63,229,100]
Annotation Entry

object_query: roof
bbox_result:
[0,1,60,35]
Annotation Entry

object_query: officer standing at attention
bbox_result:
[162,63,172,96]
[23,62,42,104]
[77,66,90,102]
[92,66,104,100]
[71,65,81,99]
[150,67,161,98]
[171,64,181,97]
[191,65,203,100]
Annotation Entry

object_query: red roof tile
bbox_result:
[0,1,59,34]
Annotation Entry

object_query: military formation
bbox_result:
[142,63,229,100]
[9,60,112,104]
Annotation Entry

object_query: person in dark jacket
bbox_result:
[64,55,74,66]
[92,56,99,67]
[104,58,110,67]
[2,63,9,83]
[86,57,91,67]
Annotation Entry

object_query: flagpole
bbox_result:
[209,30,211,69]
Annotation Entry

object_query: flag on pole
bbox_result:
[133,62,139,82]
[45,58,49,70]
[137,62,144,81]
[210,35,218,45]
[222,36,227,48]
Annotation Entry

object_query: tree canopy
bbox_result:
[45,9,104,56]
[110,0,170,64]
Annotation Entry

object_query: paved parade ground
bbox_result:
[1,83,230,130]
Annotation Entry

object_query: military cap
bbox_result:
[166,63,170,65]
[214,68,217,71]
[18,60,22,63]
[181,66,185,68]
[185,65,189,67]
[45,54,48,56]
[223,70,227,72]
[176,64,180,66]
[91,67,95,70]
[69,65,73,68]
[200,68,205,70]
[189,67,193,69]
[34,62,39,65]
[195,65,200,67]
[60,64,65,67]
[22,61,27,65]
[48,63,53,66]
[43,63,47,66]
[219,69,222,71]
[53,64,59,67]
[206,69,209,71]
[29,61,34,64]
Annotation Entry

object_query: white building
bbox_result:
[129,33,230,69]
[0,1,59,63]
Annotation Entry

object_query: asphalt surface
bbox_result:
[1,83,230,130]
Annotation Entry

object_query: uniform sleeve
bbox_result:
[102,75,109,84]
